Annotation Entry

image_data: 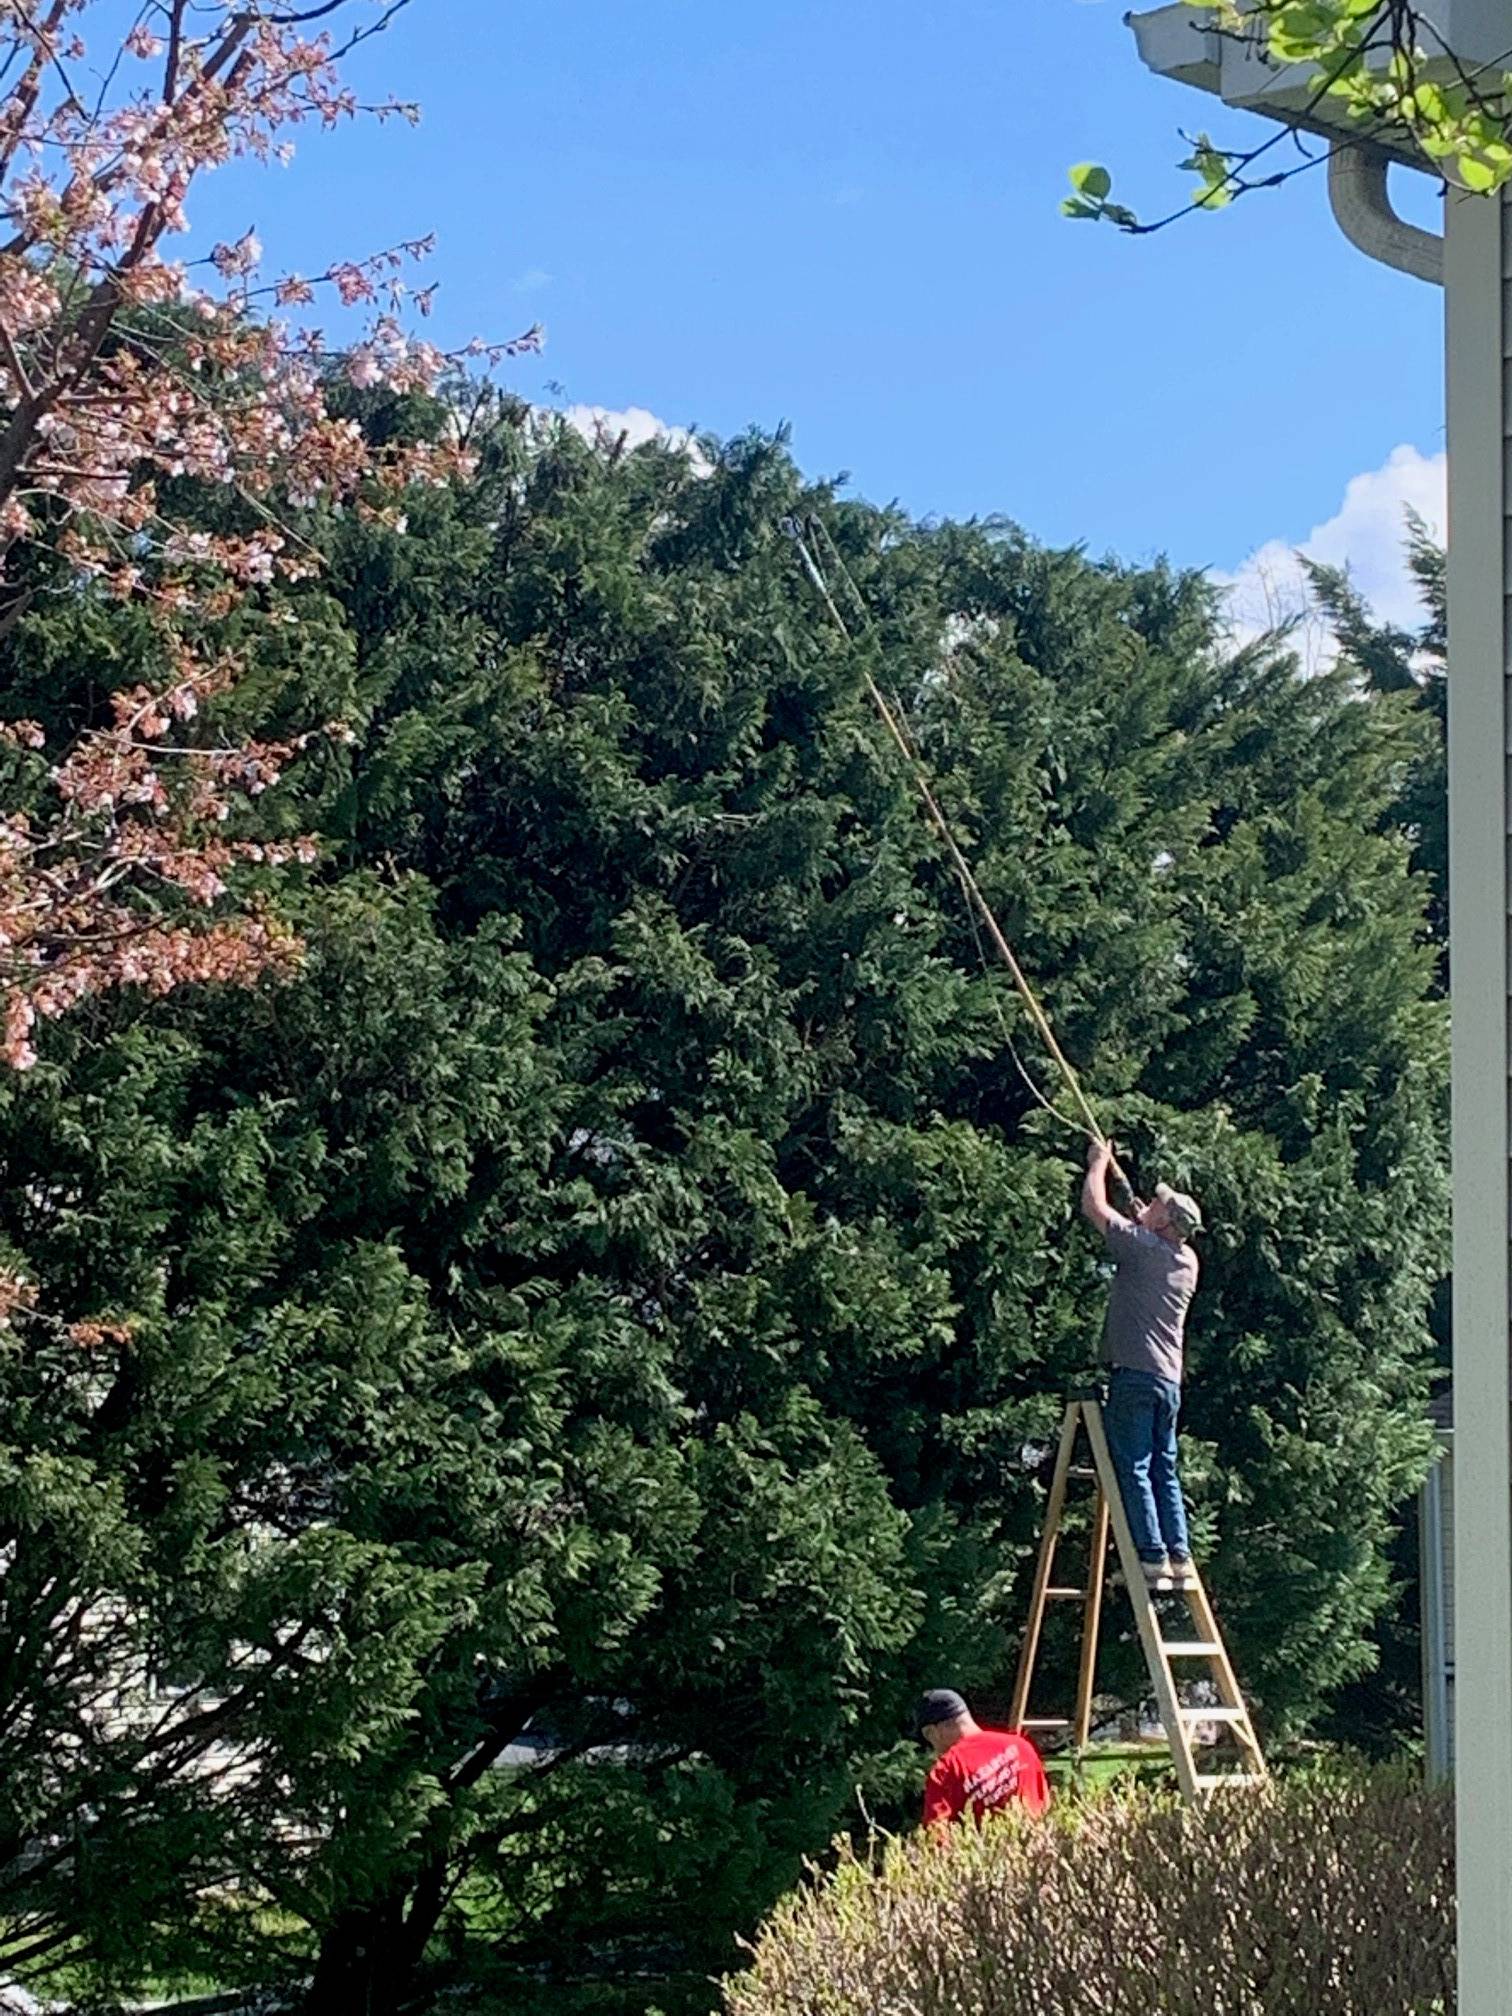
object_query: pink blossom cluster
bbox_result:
[0,1266,38,1328]
[0,1256,133,1349]
[0,3,537,1067]
[0,891,306,1070]
[66,1316,135,1350]
[0,645,341,1064]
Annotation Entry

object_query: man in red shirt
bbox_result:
[917,1690,1050,1829]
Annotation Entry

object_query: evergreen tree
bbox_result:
[1303,514,1447,966]
[0,407,1447,2013]
[1300,519,1449,1753]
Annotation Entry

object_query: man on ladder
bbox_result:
[1080,1137,1203,1595]
[792,520,1261,1796]
[1010,1141,1262,1800]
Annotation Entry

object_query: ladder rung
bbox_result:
[1045,1586,1085,1600]
[1194,1772,1267,1790]
[1162,1640,1222,1657]
[1179,1706,1250,1724]
[1021,1718,1070,1730]
[1068,1465,1098,1480]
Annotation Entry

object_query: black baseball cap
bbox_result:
[915,1689,969,1734]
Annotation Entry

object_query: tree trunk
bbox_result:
[303,1684,554,2013]
[304,1906,391,2016]
[304,1855,450,2016]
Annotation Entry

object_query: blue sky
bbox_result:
[187,0,1445,608]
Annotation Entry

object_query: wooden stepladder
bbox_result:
[1010,1392,1266,1804]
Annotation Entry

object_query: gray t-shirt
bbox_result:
[1100,1214,1199,1387]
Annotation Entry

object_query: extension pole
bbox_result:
[790,526,1134,1195]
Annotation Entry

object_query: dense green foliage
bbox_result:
[0,404,1446,2012]
[727,1773,1455,2016]
[1300,519,1448,1755]
[1304,514,1446,964]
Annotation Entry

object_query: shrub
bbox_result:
[726,1774,1454,2016]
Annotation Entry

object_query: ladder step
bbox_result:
[1179,1706,1250,1724]
[1069,1465,1099,1480]
[1194,1772,1267,1790]
[1021,1718,1070,1730]
[1045,1586,1085,1600]
[1161,1640,1222,1657]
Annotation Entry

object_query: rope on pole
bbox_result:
[786,514,1135,1197]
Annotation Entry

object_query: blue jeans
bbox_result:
[1103,1367,1191,1565]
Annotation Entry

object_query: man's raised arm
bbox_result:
[1081,1137,1118,1235]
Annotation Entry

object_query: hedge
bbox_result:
[726,1774,1454,2016]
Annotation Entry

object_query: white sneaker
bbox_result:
[1141,1558,1174,1592]
[1168,1557,1199,1591]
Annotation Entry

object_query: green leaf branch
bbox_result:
[1067,1,1512,232]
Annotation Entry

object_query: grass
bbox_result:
[12,1904,310,2011]
[1044,1738,1175,1793]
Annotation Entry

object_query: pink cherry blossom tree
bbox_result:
[0,0,538,1069]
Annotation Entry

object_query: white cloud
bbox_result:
[514,267,553,295]
[1215,442,1445,668]
[556,403,712,473]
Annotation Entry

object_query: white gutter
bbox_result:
[1327,146,1445,287]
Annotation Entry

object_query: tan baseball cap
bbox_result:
[1154,1183,1203,1236]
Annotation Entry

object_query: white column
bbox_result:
[1446,179,1512,2016]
